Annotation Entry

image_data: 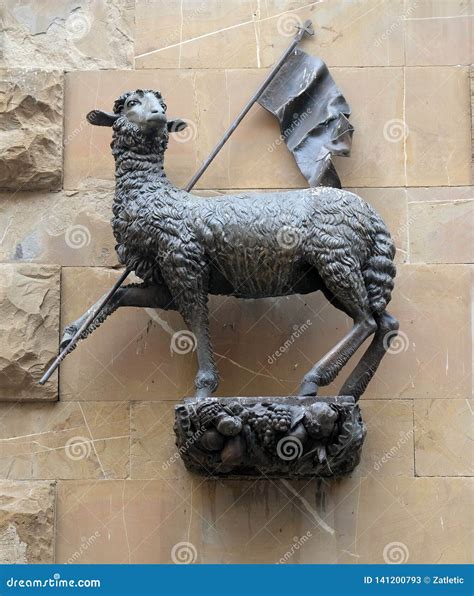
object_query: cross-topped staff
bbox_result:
[39,20,315,385]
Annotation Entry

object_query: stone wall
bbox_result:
[0,0,472,564]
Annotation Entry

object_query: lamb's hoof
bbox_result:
[59,325,77,352]
[299,380,319,397]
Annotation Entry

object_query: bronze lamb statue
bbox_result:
[61,89,399,400]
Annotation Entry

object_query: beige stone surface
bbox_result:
[55,477,472,563]
[346,264,472,400]
[409,198,474,263]
[63,67,405,189]
[404,0,473,66]
[134,0,262,69]
[0,70,63,191]
[60,264,471,401]
[405,66,472,186]
[134,0,405,69]
[414,399,474,476]
[0,402,129,479]
[0,188,116,266]
[258,0,405,68]
[1,0,134,70]
[357,400,414,477]
[130,399,414,480]
[56,479,197,564]
[0,480,55,563]
[130,401,186,480]
[0,264,59,401]
[407,186,473,203]
[471,66,474,181]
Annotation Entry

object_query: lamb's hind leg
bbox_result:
[299,311,377,396]
[299,253,378,396]
[60,283,176,351]
[338,310,399,401]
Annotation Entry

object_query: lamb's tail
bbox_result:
[363,216,397,315]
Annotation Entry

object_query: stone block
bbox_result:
[134,0,405,69]
[405,66,471,186]
[0,264,59,401]
[0,480,55,563]
[0,401,129,479]
[0,188,116,266]
[1,0,134,70]
[0,69,63,191]
[415,399,473,476]
[404,0,473,66]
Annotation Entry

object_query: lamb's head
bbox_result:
[86,89,187,145]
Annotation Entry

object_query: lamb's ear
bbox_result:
[167,119,188,133]
[86,110,119,127]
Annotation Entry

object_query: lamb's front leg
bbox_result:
[60,283,176,352]
[181,295,219,399]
